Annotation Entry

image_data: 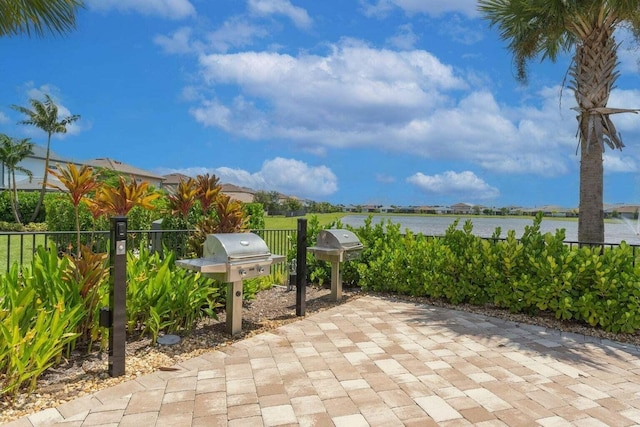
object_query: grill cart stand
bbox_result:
[177,233,285,335]
[308,229,363,302]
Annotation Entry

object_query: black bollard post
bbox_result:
[296,218,307,316]
[109,216,127,377]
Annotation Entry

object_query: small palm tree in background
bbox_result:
[0,134,34,224]
[479,0,640,243]
[11,94,80,222]
[0,0,84,37]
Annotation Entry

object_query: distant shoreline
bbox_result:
[263,212,625,230]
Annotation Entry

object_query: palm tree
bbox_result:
[479,0,640,243]
[0,134,34,224]
[11,94,80,222]
[0,0,84,37]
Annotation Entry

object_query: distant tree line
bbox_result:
[253,190,342,215]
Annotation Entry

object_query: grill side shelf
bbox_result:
[175,258,227,273]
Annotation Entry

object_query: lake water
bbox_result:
[339,215,640,245]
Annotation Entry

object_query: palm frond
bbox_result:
[0,0,85,38]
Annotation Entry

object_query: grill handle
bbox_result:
[227,253,273,262]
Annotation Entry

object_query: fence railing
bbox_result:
[0,229,297,278]
[0,228,637,274]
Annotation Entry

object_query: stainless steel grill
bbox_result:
[308,229,363,301]
[176,232,285,335]
[308,229,364,262]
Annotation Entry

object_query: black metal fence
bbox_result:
[0,229,297,278]
[1,228,637,275]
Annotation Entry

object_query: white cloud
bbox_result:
[439,15,484,45]
[161,157,338,198]
[248,0,312,29]
[183,35,640,180]
[614,27,640,74]
[360,0,478,18]
[190,43,582,176]
[154,18,269,55]
[407,171,499,200]
[257,158,338,196]
[605,89,640,133]
[86,0,195,19]
[0,112,8,125]
[193,40,466,135]
[386,24,418,50]
[604,154,638,173]
[205,17,269,53]
[376,173,396,183]
[154,27,197,54]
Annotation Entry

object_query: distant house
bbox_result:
[1,144,84,191]
[361,205,381,213]
[414,206,440,214]
[450,203,475,214]
[220,183,255,203]
[521,205,574,217]
[606,204,640,219]
[87,158,164,188]
[0,143,170,194]
[160,173,191,194]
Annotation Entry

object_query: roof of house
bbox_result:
[450,202,475,208]
[13,176,66,191]
[29,144,81,165]
[162,173,191,185]
[604,204,640,213]
[87,158,164,180]
[221,183,256,194]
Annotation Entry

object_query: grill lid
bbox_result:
[315,229,363,250]
[204,232,271,262]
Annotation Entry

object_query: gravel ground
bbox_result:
[2,284,640,424]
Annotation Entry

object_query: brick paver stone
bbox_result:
[7,296,640,427]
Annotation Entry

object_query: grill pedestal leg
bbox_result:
[331,260,342,301]
[227,280,243,335]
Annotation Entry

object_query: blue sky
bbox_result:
[2,0,640,208]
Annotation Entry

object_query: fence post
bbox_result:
[108,216,127,377]
[296,219,307,316]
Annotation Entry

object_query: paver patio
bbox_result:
[4,295,640,426]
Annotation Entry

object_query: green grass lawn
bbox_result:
[0,233,48,271]
[263,213,348,229]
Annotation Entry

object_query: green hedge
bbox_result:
[352,214,640,334]
[0,191,48,223]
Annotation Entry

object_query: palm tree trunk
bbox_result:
[573,24,617,243]
[30,135,50,222]
[10,170,22,225]
[578,113,604,243]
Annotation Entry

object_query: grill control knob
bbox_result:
[240,269,247,276]
[258,266,265,274]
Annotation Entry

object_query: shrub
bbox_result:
[0,191,47,223]
[245,203,265,230]
[0,221,25,231]
[125,244,221,343]
[0,247,84,396]
[350,213,640,333]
